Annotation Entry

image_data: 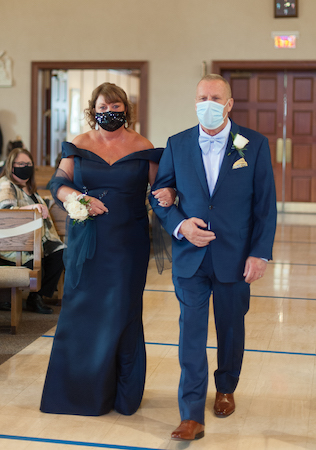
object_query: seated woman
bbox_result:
[0,147,65,314]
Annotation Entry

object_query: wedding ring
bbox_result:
[164,201,168,206]
[93,213,96,217]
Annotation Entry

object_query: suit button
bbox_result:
[209,205,213,210]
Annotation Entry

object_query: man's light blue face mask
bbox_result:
[196,100,229,130]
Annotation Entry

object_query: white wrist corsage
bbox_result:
[63,192,92,225]
[228,132,249,158]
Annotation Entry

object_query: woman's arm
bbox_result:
[56,157,108,216]
[148,161,176,207]
[148,161,159,186]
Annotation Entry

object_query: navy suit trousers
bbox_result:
[173,245,250,424]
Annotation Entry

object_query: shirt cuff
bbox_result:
[173,220,186,240]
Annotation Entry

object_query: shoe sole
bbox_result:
[171,431,205,440]
[214,409,235,417]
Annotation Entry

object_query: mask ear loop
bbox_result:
[222,99,231,121]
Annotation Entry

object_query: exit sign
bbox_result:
[274,35,296,48]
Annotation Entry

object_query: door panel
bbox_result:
[287,72,316,202]
[223,69,316,202]
[50,71,68,166]
[226,71,283,201]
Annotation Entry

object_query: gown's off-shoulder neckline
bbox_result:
[63,141,160,166]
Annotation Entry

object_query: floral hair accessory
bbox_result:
[228,132,249,158]
[63,192,92,225]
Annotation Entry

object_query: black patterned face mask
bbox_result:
[95,111,126,132]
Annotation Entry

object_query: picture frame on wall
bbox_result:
[274,1,298,18]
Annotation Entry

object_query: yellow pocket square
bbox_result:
[233,158,248,169]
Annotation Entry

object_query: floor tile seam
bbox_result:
[144,289,316,302]
[38,337,316,358]
[271,261,316,266]
[252,295,316,301]
[144,342,316,357]
[274,240,316,245]
[0,434,161,450]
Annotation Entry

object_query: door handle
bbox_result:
[285,138,292,163]
[276,138,292,163]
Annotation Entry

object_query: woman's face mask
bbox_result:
[95,111,126,132]
[12,164,34,180]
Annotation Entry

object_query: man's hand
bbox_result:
[179,218,216,247]
[243,256,267,284]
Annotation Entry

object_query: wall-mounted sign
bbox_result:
[271,31,299,48]
[274,35,296,48]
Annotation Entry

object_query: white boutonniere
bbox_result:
[63,192,92,225]
[228,132,249,158]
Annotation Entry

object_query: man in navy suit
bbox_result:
[150,74,277,440]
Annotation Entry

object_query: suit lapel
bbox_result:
[211,121,240,197]
[189,126,210,198]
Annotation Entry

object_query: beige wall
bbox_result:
[0,0,315,156]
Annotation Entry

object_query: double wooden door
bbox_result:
[222,70,316,203]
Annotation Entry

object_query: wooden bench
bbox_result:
[34,165,55,190]
[0,210,43,333]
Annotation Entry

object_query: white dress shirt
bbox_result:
[199,120,231,196]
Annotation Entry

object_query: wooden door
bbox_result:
[222,70,316,202]
[286,72,316,202]
[50,71,68,166]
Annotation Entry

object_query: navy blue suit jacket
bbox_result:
[150,121,277,283]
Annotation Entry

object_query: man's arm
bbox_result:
[244,135,277,283]
[149,139,187,236]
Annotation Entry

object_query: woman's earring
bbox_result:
[95,123,99,130]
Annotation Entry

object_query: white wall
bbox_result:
[0,0,315,155]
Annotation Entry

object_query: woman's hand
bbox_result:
[152,187,176,207]
[85,196,109,216]
[20,203,49,219]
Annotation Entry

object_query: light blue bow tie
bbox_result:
[199,134,226,155]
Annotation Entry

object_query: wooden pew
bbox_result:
[0,210,43,333]
[34,166,55,190]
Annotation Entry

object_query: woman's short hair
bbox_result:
[84,82,134,129]
[0,147,37,194]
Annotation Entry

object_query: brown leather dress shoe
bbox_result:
[214,392,235,417]
[171,420,204,440]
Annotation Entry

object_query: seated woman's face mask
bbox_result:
[12,165,34,180]
[95,112,126,132]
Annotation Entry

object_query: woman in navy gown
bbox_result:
[40,82,173,416]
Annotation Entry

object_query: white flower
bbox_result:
[63,192,90,223]
[233,134,249,150]
[228,132,249,158]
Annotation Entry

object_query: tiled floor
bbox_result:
[1,212,316,449]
